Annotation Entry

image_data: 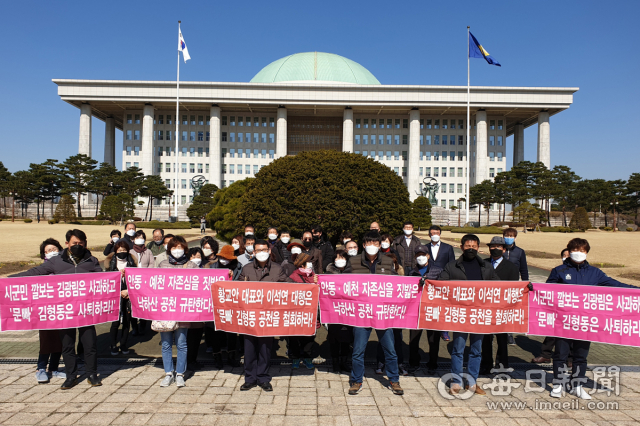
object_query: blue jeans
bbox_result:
[351,328,399,384]
[451,332,483,386]
[160,328,188,374]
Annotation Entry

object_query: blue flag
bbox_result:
[469,32,501,66]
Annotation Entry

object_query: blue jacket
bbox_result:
[426,242,456,270]
[503,244,529,280]
[546,259,635,288]
[406,262,443,280]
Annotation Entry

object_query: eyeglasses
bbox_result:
[254,248,269,253]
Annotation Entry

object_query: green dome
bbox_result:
[250,52,381,85]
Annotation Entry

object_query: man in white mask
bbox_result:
[426,225,455,271]
[236,235,256,269]
[122,222,137,250]
[391,222,421,273]
[348,231,404,397]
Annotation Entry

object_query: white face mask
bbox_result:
[404,229,413,236]
[291,247,302,255]
[343,239,351,245]
[126,229,136,237]
[45,251,59,260]
[255,252,270,262]
[365,246,379,255]
[202,248,213,257]
[381,242,390,249]
[134,238,145,246]
[171,249,184,259]
[430,234,440,243]
[334,258,346,268]
[112,237,120,243]
[281,237,290,244]
[306,262,313,270]
[570,252,587,263]
[245,245,254,253]
[245,232,254,237]
[219,258,230,266]
[268,234,277,240]
[232,243,240,251]
[416,255,429,266]
[191,258,202,266]
[163,244,168,251]
[347,249,358,257]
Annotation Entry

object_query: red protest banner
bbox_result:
[418,280,529,334]
[212,281,319,337]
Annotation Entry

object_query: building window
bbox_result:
[497,152,503,161]
[394,151,400,160]
[402,167,407,177]
[198,147,203,157]
[434,151,439,161]
[372,119,377,129]
[458,135,464,145]
[426,119,432,129]
[190,115,196,125]
[363,119,368,129]
[254,117,259,127]
[197,131,203,141]
[426,167,431,177]
[434,135,439,145]
[237,149,243,158]
[221,132,227,142]
[356,119,361,128]
[269,149,274,159]
[126,146,132,155]
[189,131,195,141]
[189,147,195,157]
[449,184,454,193]
[246,133,251,143]
[441,185,446,194]
[134,114,140,124]
[134,130,140,140]
[196,163,202,173]
[442,135,448,145]
[402,135,408,145]
[205,148,209,157]
[459,119,464,129]
[498,136,503,146]
[237,133,243,143]
[166,131,171,141]
[419,167,423,176]
[363,135,368,145]
[489,152,495,161]
[490,136,495,146]
[221,116,227,126]
[458,151,463,161]
[458,184,463,193]
[434,119,440,129]
[157,147,163,156]
[420,119,424,129]
[386,135,391,145]
[394,135,400,145]
[229,165,234,174]
[261,133,266,143]
[425,152,431,161]
[126,114,132,124]
[442,151,447,161]
[165,179,170,188]
[270,117,275,127]
[450,151,455,161]
[457,167,463,177]
[420,135,424,145]
[125,162,131,169]
[134,146,140,156]
[355,135,360,145]
[182,131,187,141]
[498,120,503,130]
[181,163,187,173]
[166,163,171,172]
[402,119,408,129]
[378,135,383,144]
[442,168,447,177]
[490,120,495,130]
[261,149,267,159]
[442,119,448,130]
[157,163,162,173]
[394,167,399,175]
[182,115,188,125]
[402,151,407,160]
[230,116,235,126]
[269,133,274,143]
[434,167,439,177]
[253,133,258,143]
[450,167,455,177]
[489,168,495,177]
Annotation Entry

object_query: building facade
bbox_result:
[55,52,577,208]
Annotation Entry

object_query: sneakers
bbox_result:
[399,364,409,376]
[348,382,362,395]
[303,358,314,369]
[160,373,175,387]
[50,371,66,380]
[110,346,119,356]
[375,362,384,375]
[570,385,592,400]
[121,348,130,355]
[175,374,186,387]
[36,369,49,383]
[550,384,563,398]
[507,334,516,345]
[441,331,450,341]
[291,359,300,369]
[390,381,404,395]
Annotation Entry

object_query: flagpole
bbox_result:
[174,21,181,220]
[465,26,470,226]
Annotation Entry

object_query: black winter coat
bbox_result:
[486,257,520,281]
[11,249,103,277]
[313,238,335,272]
[438,254,500,281]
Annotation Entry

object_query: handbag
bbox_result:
[151,320,178,332]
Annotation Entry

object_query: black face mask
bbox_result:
[69,244,86,258]
[462,248,477,261]
[116,252,129,260]
[312,235,321,242]
[302,240,312,248]
[490,248,504,258]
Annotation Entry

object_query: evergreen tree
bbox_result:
[411,196,432,230]
[54,195,77,223]
[100,194,135,224]
[59,154,98,218]
[0,162,11,216]
[186,184,218,223]
[140,175,173,220]
[569,206,591,231]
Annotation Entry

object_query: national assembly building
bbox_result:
[54,52,577,215]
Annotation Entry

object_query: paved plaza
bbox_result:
[0,361,638,425]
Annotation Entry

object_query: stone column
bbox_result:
[209,105,221,188]
[104,117,116,166]
[342,107,353,152]
[79,103,92,156]
[276,106,287,158]
[475,110,488,184]
[513,123,524,166]
[408,109,421,201]
[537,111,550,168]
[141,104,154,176]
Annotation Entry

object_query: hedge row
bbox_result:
[136,221,192,229]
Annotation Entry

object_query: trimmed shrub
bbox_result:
[412,196,432,230]
[627,227,634,232]
[603,227,612,231]
[451,226,504,234]
[136,220,191,229]
[23,218,32,223]
[54,195,77,223]
[48,219,58,224]
[569,207,591,231]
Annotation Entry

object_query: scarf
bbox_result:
[116,259,128,271]
[168,253,189,265]
[132,244,146,254]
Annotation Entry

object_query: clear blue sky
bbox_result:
[1,0,638,181]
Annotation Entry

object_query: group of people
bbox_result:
[13,221,635,400]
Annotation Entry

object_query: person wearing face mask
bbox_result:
[479,237,519,375]
[438,234,500,396]
[244,225,255,237]
[209,245,241,368]
[266,227,285,264]
[153,234,175,267]
[184,246,209,376]
[121,222,137,250]
[369,222,381,232]
[543,238,636,400]
[237,235,257,269]
[532,248,572,365]
[107,241,137,356]
[426,225,455,270]
[146,228,166,258]
[157,237,198,388]
[325,250,354,372]
[199,236,220,268]
[231,235,245,257]
[336,231,354,251]
[348,231,403,396]
[275,229,292,262]
[301,231,323,274]
[281,240,305,277]
[501,228,528,346]
[311,225,334,272]
[103,229,122,255]
[405,245,444,375]
[345,240,359,259]
[34,239,66,384]
[237,240,288,392]
[392,222,422,274]
[12,229,103,389]
[130,230,153,336]
[286,253,319,369]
